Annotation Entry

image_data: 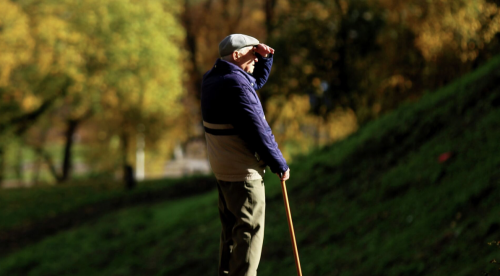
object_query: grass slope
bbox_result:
[0,176,216,256]
[1,55,500,275]
[0,176,216,231]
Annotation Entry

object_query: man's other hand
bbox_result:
[254,44,275,57]
[277,168,290,181]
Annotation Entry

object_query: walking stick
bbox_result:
[281,178,303,276]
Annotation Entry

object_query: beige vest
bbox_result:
[204,121,266,182]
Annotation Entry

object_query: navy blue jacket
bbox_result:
[201,54,288,180]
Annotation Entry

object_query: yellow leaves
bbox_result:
[2,0,183,112]
[312,77,321,87]
[276,0,291,14]
[32,13,87,79]
[266,95,358,160]
[305,2,330,21]
[101,89,119,109]
[283,95,311,120]
[21,93,42,112]
[34,0,185,115]
[338,0,349,15]
[379,74,412,94]
[0,0,187,178]
[303,65,314,75]
[481,4,500,42]
[325,108,358,142]
[423,1,497,61]
[0,64,12,87]
[35,16,79,45]
[376,0,500,62]
[250,10,266,22]
[0,0,34,86]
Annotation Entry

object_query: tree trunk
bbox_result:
[182,0,203,100]
[0,146,4,186]
[32,155,41,185]
[264,0,277,38]
[14,145,23,181]
[121,133,136,190]
[333,0,356,112]
[60,119,79,182]
[34,117,83,184]
[37,147,61,182]
[221,0,245,33]
[258,0,278,116]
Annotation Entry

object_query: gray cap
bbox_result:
[219,34,260,57]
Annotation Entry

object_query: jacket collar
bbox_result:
[214,59,256,84]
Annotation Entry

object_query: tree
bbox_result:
[179,0,267,152]
[370,0,500,112]
[179,0,362,156]
[0,0,185,185]
[265,0,500,123]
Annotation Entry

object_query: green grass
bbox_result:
[0,190,221,276]
[1,55,500,275]
[0,175,215,231]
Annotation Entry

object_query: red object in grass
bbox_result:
[438,152,453,163]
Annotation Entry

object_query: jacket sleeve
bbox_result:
[252,53,273,90]
[228,79,288,174]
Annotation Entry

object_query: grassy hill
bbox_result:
[1,55,500,275]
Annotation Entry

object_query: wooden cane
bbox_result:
[281,179,303,276]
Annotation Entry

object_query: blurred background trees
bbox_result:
[1,0,499,186]
[0,0,185,185]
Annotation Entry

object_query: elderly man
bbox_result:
[201,34,290,276]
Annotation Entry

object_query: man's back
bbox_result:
[202,34,289,276]
[201,58,269,182]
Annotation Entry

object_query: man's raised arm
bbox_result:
[252,44,275,90]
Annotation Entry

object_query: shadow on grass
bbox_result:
[0,175,217,257]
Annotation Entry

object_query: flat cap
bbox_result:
[219,34,260,57]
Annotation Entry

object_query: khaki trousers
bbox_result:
[217,179,266,276]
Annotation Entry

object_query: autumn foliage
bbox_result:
[1,0,499,184]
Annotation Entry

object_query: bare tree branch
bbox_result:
[264,0,277,37]
[34,146,62,182]
[0,76,71,136]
